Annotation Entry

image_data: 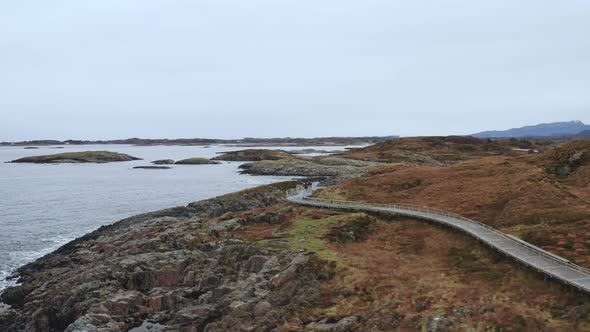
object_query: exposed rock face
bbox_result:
[0,182,319,332]
[151,159,175,165]
[10,151,141,164]
[212,149,291,161]
[175,158,221,165]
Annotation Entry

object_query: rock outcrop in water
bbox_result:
[151,159,175,165]
[175,158,221,165]
[10,151,141,164]
[133,166,172,170]
[212,149,291,161]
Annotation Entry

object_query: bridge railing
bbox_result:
[286,189,590,277]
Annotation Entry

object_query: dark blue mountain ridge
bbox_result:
[472,120,590,138]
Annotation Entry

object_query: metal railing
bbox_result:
[286,187,590,289]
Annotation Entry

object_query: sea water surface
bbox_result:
[0,144,351,291]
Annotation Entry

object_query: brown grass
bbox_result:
[320,156,590,267]
[315,218,590,331]
[340,136,513,164]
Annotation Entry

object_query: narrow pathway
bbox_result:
[286,187,590,294]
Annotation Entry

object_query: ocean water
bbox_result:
[0,144,350,291]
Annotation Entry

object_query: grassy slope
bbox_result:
[320,154,590,268]
[229,206,590,330]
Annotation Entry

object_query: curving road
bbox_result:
[287,186,590,294]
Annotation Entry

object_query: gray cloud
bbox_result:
[1,0,589,140]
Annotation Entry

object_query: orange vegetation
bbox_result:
[318,218,590,331]
[322,152,590,267]
[225,205,590,330]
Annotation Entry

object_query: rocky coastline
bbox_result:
[0,182,330,331]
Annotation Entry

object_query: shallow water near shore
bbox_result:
[0,144,351,291]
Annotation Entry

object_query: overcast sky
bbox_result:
[1,0,589,141]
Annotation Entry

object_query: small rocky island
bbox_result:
[10,151,141,164]
[175,158,221,165]
[132,166,172,170]
[212,149,291,161]
[151,159,175,165]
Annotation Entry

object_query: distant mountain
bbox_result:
[472,121,590,138]
[576,130,590,138]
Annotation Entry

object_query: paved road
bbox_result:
[287,187,590,294]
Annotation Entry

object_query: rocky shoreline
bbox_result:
[0,182,332,331]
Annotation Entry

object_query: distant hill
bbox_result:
[472,121,590,138]
[1,136,399,146]
[576,130,590,138]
